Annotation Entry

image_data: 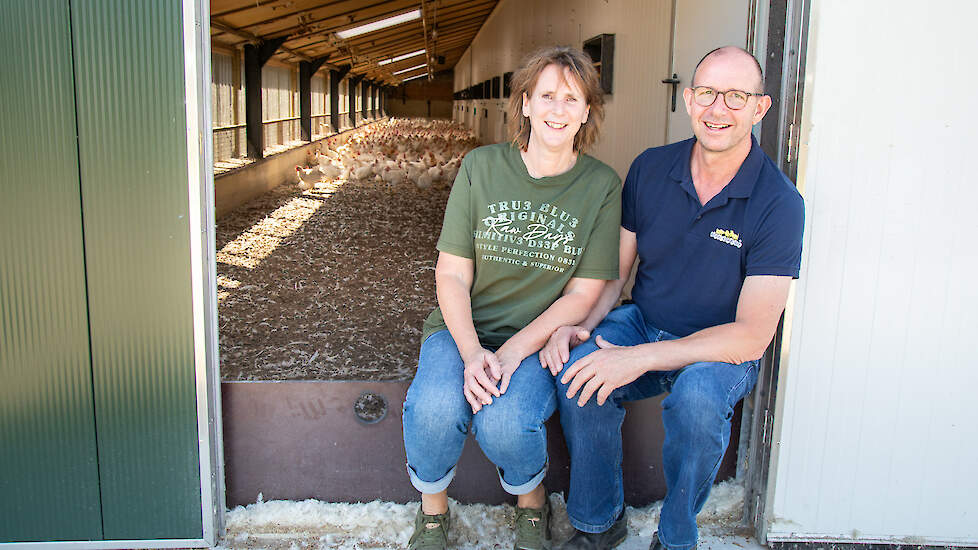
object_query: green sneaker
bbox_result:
[514,498,552,550]
[408,507,450,550]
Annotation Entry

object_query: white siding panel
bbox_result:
[769,0,978,544]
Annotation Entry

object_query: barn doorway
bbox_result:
[204,0,810,542]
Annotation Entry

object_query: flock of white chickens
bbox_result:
[295,118,479,191]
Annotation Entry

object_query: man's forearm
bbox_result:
[626,321,767,374]
[619,275,791,373]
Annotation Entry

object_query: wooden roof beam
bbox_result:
[210,20,317,62]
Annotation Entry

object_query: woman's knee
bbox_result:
[404,380,470,436]
[472,399,546,454]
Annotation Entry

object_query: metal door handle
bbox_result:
[662,74,680,112]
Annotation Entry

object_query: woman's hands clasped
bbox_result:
[461,346,524,414]
[462,348,500,414]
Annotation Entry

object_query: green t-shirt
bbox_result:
[422,142,622,347]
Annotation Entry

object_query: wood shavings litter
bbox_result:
[217,119,478,381]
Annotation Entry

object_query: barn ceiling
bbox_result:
[210,0,497,85]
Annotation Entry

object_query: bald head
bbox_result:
[692,46,764,93]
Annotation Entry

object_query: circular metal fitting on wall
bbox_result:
[354,391,388,424]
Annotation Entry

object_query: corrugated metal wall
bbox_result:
[451,0,672,178]
[1,0,206,542]
[0,0,102,539]
[70,0,203,539]
[767,1,978,544]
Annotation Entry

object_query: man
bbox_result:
[539,46,805,550]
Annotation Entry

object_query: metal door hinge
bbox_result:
[786,123,796,164]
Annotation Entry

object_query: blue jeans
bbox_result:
[402,329,557,495]
[556,304,758,550]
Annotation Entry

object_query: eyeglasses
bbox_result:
[691,86,763,110]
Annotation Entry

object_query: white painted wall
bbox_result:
[452,0,673,178]
[767,1,978,544]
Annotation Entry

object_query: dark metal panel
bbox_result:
[748,0,812,540]
[243,37,287,159]
[361,80,369,120]
[299,62,313,141]
[70,0,202,539]
[222,381,740,507]
[0,0,102,540]
[349,75,363,127]
[244,44,264,158]
[329,67,348,132]
[300,58,328,141]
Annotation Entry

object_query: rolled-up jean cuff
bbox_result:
[406,463,456,494]
[497,459,548,495]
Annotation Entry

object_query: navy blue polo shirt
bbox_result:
[622,135,804,338]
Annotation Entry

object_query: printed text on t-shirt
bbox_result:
[473,200,585,272]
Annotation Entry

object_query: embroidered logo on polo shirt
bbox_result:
[710,228,743,248]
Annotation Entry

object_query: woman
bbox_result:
[402,46,621,550]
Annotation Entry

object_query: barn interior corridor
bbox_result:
[215,119,476,381]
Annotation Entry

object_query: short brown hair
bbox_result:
[507,46,605,153]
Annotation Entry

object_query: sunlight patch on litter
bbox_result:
[217,196,324,272]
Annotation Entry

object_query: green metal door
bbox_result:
[0,0,103,541]
[1,0,205,542]
[71,0,202,539]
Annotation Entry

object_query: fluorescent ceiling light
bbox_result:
[379,49,426,65]
[336,9,421,39]
[393,63,427,75]
[402,73,427,82]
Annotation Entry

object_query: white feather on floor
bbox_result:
[220,480,746,550]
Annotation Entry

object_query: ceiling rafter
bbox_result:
[210,0,499,83]
[240,1,419,42]
[302,33,477,77]
[286,17,484,57]
[210,19,323,63]
[222,0,405,32]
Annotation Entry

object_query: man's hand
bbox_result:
[539,325,592,375]
[462,348,502,414]
[561,335,648,406]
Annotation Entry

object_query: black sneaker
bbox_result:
[408,507,450,550]
[649,532,695,550]
[514,498,552,550]
[558,511,627,549]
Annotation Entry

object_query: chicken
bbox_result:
[296,165,323,190]
[352,163,375,181]
[416,173,434,189]
[382,166,406,186]
[317,156,343,181]
[294,118,479,191]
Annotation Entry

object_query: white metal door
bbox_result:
[664,0,751,144]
